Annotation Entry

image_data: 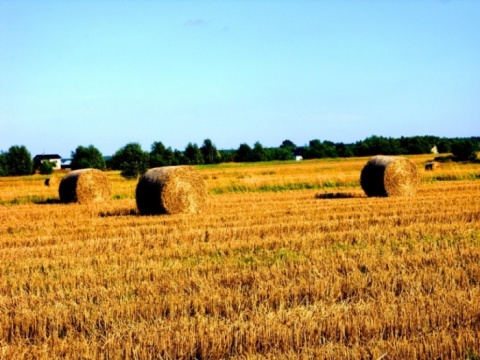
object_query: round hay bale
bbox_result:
[44,177,59,187]
[425,161,442,171]
[59,169,111,204]
[360,156,420,197]
[136,166,207,215]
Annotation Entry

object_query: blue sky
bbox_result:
[1,0,479,158]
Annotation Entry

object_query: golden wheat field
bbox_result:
[1,155,479,359]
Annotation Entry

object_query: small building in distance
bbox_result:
[293,147,306,161]
[33,154,62,170]
[61,159,72,171]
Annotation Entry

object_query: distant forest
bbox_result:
[1,135,479,177]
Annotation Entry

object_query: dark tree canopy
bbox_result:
[5,145,33,176]
[149,141,175,167]
[280,139,296,150]
[0,152,8,176]
[235,143,252,162]
[110,143,149,179]
[38,160,54,175]
[71,145,106,170]
[451,139,478,162]
[184,143,204,165]
[251,142,268,162]
[200,139,220,164]
[304,140,337,159]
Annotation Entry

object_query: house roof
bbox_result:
[34,154,62,160]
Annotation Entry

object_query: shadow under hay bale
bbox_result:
[136,166,207,215]
[315,192,364,199]
[425,161,442,171]
[59,169,112,204]
[360,155,420,197]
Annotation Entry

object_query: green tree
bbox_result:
[304,140,337,159]
[399,136,431,155]
[200,139,220,164]
[335,143,354,157]
[219,150,235,163]
[149,141,175,167]
[280,139,296,151]
[251,141,268,162]
[275,140,296,160]
[354,135,401,156]
[38,161,54,175]
[0,152,7,176]
[437,138,452,153]
[184,143,204,165]
[111,143,149,179]
[70,145,106,170]
[172,149,188,165]
[5,145,33,176]
[451,139,478,162]
[235,143,252,162]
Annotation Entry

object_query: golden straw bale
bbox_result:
[59,169,111,204]
[360,155,420,197]
[44,177,59,187]
[425,161,442,171]
[136,166,207,215]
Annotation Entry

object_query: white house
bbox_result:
[33,154,62,170]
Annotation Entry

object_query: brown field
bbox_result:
[1,155,479,359]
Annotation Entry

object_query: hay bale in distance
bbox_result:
[136,166,207,215]
[360,156,420,197]
[59,168,111,204]
[425,161,442,171]
[44,177,59,187]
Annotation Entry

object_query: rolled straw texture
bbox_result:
[360,156,420,197]
[136,166,207,215]
[44,177,59,187]
[59,169,111,204]
[425,161,442,171]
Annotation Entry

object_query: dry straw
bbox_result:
[59,168,111,204]
[136,166,207,215]
[44,177,59,187]
[360,155,420,197]
[425,161,442,171]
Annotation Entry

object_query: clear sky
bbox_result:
[1,0,479,158]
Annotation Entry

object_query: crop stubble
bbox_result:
[0,157,479,359]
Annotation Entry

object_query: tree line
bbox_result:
[1,135,478,178]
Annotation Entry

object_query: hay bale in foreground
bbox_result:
[136,166,207,215]
[59,169,111,204]
[360,156,420,197]
[44,177,59,187]
[425,161,442,171]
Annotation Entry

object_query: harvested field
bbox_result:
[0,156,479,359]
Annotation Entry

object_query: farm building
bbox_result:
[293,147,306,161]
[61,159,72,170]
[33,154,62,170]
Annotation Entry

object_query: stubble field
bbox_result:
[0,155,479,359]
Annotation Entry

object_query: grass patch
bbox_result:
[211,181,358,194]
[423,173,480,183]
[0,196,60,205]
